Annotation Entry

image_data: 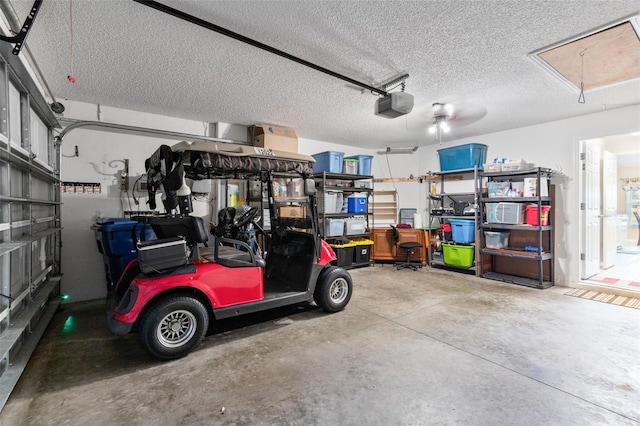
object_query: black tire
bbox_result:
[138,296,209,360]
[314,267,353,312]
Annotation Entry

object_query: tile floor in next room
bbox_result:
[587,240,640,292]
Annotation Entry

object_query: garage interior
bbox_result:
[0,0,639,424]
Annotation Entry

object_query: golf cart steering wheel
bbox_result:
[235,207,260,228]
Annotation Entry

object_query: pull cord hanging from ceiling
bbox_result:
[67,0,76,83]
[578,49,586,104]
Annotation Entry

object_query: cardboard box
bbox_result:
[250,124,298,153]
[279,206,306,218]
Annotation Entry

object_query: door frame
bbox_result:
[579,138,602,280]
[577,129,639,286]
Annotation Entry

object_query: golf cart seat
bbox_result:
[206,237,266,268]
[135,215,264,268]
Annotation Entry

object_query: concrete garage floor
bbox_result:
[1,266,639,425]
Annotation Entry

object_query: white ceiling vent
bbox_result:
[529,15,640,93]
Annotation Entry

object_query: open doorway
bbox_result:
[580,132,640,293]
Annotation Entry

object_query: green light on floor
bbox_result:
[62,315,76,335]
[61,294,70,301]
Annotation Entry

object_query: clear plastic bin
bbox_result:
[484,231,509,249]
[325,218,345,237]
[345,216,367,235]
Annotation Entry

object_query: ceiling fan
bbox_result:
[427,102,487,144]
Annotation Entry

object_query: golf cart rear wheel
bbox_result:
[314,267,353,312]
[138,296,209,360]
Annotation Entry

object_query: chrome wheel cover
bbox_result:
[329,277,349,304]
[156,309,197,348]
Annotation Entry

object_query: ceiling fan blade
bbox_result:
[448,102,487,127]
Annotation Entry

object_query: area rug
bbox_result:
[565,288,640,309]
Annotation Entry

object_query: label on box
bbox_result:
[279,206,306,218]
[254,147,275,156]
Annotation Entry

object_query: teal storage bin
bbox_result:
[448,219,475,244]
[345,155,373,175]
[437,143,487,171]
[312,151,344,173]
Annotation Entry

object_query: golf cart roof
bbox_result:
[172,140,315,179]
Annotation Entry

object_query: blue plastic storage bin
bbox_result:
[345,155,373,175]
[437,143,487,171]
[347,196,367,213]
[312,151,345,173]
[448,219,475,244]
[92,218,155,291]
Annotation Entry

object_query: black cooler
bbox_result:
[137,237,189,274]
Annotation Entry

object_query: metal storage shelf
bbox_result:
[481,168,553,178]
[274,196,308,203]
[431,259,477,272]
[481,223,552,231]
[480,196,551,203]
[440,192,476,197]
[426,168,480,276]
[436,215,476,220]
[322,213,369,218]
[480,248,553,260]
[344,260,375,270]
[315,172,373,270]
[434,167,477,175]
[483,271,553,289]
[325,232,371,239]
[478,167,553,289]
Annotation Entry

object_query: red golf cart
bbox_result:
[106,141,353,360]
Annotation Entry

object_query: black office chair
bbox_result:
[390,225,423,271]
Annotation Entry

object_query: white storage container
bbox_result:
[343,159,358,174]
[501,160,531,171]
[345,216,367,235]
[317,190,338,214]
[486,202,524,224]
[325,218,345,237]
[484,231,509,249]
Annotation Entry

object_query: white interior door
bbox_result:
[602,151,617,269]
[581,141,601,279]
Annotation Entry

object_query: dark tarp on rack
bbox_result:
[184,151,314,179]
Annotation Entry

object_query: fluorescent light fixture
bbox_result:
[377,146,419,155]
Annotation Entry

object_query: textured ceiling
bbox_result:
[7,0,640,149]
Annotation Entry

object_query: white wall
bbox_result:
[418,104,640,288]
[59,101,206,302]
